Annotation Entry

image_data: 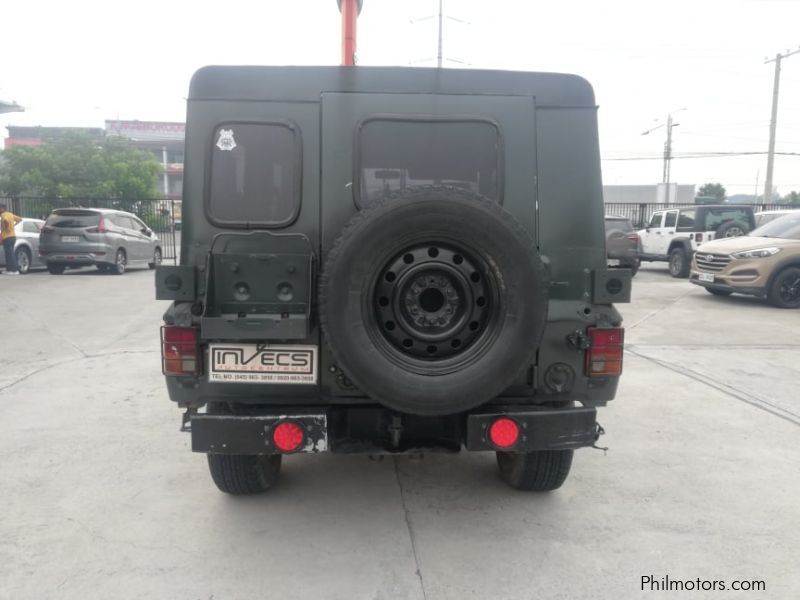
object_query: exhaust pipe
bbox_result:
[337,0,363,66]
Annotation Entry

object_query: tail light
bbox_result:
[86,216,107,234]
[488,417,520,449]
[627,233,640,243]
[585,327,624,377]
[272,421,306,453]
[161,326,200,376]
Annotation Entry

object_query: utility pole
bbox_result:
[764,48,800,203]
[643,109,685,203]
[437,0,443,68]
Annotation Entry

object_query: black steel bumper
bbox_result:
[189,406,599,455]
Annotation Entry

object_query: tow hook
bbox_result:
[591,423,608,453]
[180,408,197,432]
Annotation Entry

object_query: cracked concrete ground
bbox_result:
[1,263,798,600]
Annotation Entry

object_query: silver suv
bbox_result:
[40,208,162,275]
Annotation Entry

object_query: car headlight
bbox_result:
[732,247,782,259]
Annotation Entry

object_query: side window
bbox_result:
[131,217,147,232]
[357,117,501,206]
[648,213,663,228]
[207,122,300,227]
[116,216,135,230]
[664,211,678,228]
[677,209,696,230]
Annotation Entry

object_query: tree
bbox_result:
[0,132,161,200]
[696,182,726,203]
[784,191,800,205]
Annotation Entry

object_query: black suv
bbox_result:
[156,66,630,495]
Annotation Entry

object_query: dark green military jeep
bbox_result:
[157,65,630,494]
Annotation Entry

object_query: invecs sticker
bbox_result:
[209,344,317,384]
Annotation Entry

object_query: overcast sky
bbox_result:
[2,0,799,195]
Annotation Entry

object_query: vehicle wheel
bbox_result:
[716,220,748,238]
[47,263,66,275]
[706,288,732,297]
[496,449,574,491]
[319,186,548,416]
[148,247,162,269]
[204,402,282,494]
[767,266,800,309]
[15,247,31,274]
[111,249,126,275]
[668,247,690,278]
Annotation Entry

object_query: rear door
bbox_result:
[320,93,537,253]
[640,211,664,256]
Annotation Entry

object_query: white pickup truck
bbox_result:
[638,205,755,277]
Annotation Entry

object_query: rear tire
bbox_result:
[207,454,282,495]
[15,247,32,274]
[706,288,732,297]
[496,449,574,491]
[111,249,126,275]
[668,247,690,278]
[47,263,65,275]
[767,266,800,309]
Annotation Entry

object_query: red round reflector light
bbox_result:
[488,417,520,449]
[272,421,305,453]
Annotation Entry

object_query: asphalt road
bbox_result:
[1,263,798,599]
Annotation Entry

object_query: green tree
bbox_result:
[785,191,800,205]
[696,182,726,203]
[0,133,161,200]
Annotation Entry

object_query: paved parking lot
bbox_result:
[2,263,798,599]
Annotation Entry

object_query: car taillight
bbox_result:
[488,417,520,449]
[585,327,624,377]
[272,421,306,453]
[86,216,107,234]
[161,326,200,376]
[627,233,640,243]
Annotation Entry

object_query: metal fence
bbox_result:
[605,202,800,229]
[1,197,179,262]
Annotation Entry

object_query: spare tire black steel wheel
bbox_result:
[320,186,548,416]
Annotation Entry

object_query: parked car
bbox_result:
[39,208,162,275]
[638,204,754,278]
[690,212,800,308]
[605,215,640,275]
[754,209,796,228]
[0,218,46,274]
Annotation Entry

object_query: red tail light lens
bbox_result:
[272,421,306,453]
[86,216,107,234]
[627,233,640,243]
[488,417,520,449]
[161,326,199,375]
[585,327,624,377]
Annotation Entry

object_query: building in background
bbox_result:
[4,125,104,148]
[603,183,695,204]
[105,120,184,201]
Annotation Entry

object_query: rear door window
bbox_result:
[664,211,678,228]
[357,118,501,206]
[46,212,100,228]
[703,208,754,231]
[207,122,301,227]
[677,209,696,230]
[605,219,633,233]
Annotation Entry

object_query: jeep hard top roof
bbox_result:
[189,66,596,107]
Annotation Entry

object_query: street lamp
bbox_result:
[642,108,687,203]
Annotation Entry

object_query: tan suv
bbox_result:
[690,212,800,308]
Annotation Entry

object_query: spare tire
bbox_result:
[716,220,749,238]
[319,186,548,416]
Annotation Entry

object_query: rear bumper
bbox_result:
[190,405,600,455]
[40,243,112,266]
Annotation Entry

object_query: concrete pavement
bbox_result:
[1,263,798,599]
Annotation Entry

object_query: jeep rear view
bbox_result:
[156,65,631,494]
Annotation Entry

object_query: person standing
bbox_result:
[0,204,23,275]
